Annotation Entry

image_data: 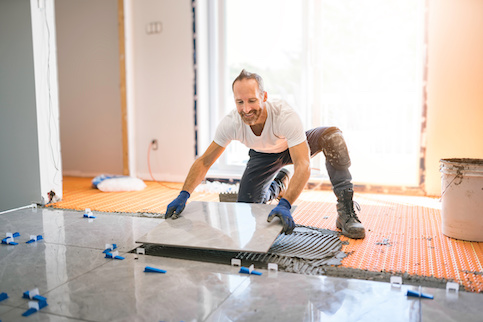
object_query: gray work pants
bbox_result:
[237,127,353,203]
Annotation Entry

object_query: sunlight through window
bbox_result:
[214,0,424,187]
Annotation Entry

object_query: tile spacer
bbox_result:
[26,235,43,243]
[390,276,402,287]
[268,263,278,272]
[446,282,459,293]
[103,243,117,253]
[105,251,124,260]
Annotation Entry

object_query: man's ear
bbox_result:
[263,91,268,102]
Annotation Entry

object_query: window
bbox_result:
[201,0,425,186]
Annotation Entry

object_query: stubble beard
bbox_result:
[239,109,261,126]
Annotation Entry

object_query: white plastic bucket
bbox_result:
[440,158,483,242]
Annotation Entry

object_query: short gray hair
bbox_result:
[232,69,265,93]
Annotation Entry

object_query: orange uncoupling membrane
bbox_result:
[294,191,483,293]
[50,177,483,292]
[47,177,217,214]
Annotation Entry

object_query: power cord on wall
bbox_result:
[147,141,180,190]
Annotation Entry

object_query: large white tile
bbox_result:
[137,201,283,253]
[52,210,162,252]
[0,208,164,252]
[421,287,483,321]
[42,253,248,322]
[0,208,82,244]
[0,306,83,322]
[1,208,162,252]
[0,243,109,307]
[0,305,15,317]
[206,273,421,322]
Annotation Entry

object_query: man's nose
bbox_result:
[243,103,251,113]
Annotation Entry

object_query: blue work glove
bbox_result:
[267,198,295,234]
[165,190,190,219]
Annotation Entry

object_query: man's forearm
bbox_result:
[180,141,225,194]
[282,161,311,204]
[181,158,209,194]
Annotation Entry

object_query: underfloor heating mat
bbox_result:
[46,176,218,214]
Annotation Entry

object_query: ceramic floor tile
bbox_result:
[0,243,109,307]
[1,208,162,252]
[0,208,159,252]
[51,210,162,252]
[136,201,283,253]
[0,304,15,317]
[0,306,83,321]
[0,208,83,244]
[206,272,421,322]
[2,207,482,322]
[42,253,248,322]
[420,288,483,321]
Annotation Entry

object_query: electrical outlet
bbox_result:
[151,139,158,150]
[146,21,163,35]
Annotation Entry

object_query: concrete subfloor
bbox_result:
[0,207,482,322]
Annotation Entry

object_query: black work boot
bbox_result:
[335,188,365,239]
[273,168,291,200]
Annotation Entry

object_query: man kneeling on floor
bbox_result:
[164,69,365,239]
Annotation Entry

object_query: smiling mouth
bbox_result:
[241,111,257,118]
[239,109,260,125]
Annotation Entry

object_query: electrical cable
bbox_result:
[147,141,180,190]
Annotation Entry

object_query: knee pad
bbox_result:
[320,127,351,170]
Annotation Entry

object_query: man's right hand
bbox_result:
[267,198,295,234]
[165,190,190,219]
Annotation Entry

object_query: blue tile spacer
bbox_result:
[406,289,434,299]
[26,235,43,244]
[22,308,38,317]
[0,292,8,302]
[102,244,118,253]
[1,237,18,245]
[239,266,262,276]
[32,295,47,302]
[22,290,46,302]
[21,300,48,316]
[104,252,124,260]
[144,266,167,274]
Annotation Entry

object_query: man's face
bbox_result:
[233,78,267,126]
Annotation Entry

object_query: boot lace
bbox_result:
[345,200,362,223]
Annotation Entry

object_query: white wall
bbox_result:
[0,0,42,211]
[56,0,123,177]
[0,0,61,211]
[31,0,62,202]
[425,0,483,196]
[126,0,195,182]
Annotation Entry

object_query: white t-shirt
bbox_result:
[213,99,306,153]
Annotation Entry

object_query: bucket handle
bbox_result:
[440,165,464,199]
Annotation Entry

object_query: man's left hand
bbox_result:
[267,198,295,234]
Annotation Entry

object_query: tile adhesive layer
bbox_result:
[143,225,346,275]
[142,225,347,274]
